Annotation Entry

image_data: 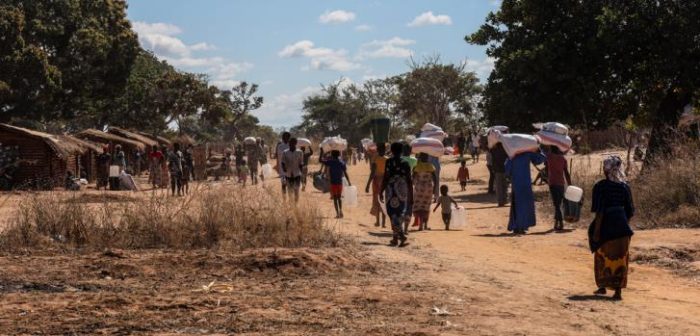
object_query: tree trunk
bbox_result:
[643,87,692,170]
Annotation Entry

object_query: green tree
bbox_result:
[0,0,139,125]
[468,0,700,162]
[219,82,264,140]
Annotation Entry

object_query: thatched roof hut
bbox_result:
[76,129,146,151]
[108,127,158,149]
[174,134,196,146]
[0,124,101,189]
[138,131,172,147]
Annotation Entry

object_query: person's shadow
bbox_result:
[567,295,615,301]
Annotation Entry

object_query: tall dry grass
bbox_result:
[541,142,699,229]
[0,184,345,252]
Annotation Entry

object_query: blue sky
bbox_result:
[126,0,500,127]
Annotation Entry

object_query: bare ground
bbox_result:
[0,155,699,335]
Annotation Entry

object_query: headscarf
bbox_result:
[603,155,626,183]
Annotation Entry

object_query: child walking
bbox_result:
[457,161,470,192]
[433,185,459,230]
[321,150,351,218]
[238,159,249,187]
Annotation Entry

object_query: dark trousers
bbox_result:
[487,165,495,193]
[549,185,565,222]
[495,172,508,206]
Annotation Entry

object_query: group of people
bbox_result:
[215,138,268,186]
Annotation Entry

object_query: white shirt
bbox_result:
[471,135,480,148]
[276,142,289,174]
[281,149,303,178]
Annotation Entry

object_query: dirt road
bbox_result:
[313,156,700,336]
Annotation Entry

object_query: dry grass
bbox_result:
[0,184,345,253]
[541,143,700,229]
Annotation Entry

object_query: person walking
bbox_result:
[505,150,546,234]
[491,143,509,207]
[470,133,480,163]
[96,146,111,191]
[148,145,163,189]
[379,142,413,247]
[300,145,313,191]
[276,132,291,194]
[168,143,184,196]
[412,153,438,231]
[365,143,387,228]
[321,150,351,218]
[546,146,572,231]
[281,138,304,203]
[588,156,634,301]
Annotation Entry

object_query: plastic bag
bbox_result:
[321,136,348,152]
[297,138,312,147]
[261,163,273,179]
[343,185,358,208]
[536,131,572,152]
[244,137,257,145]
[450,207,467,229]
[421,123,442,132]
[420,129,447,142]
[411,137,444,157]
[312,172,330,193]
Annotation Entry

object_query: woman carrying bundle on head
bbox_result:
[588,156,634,301]
[412,152,438,231]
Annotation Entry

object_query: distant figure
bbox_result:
[257,138,268,182]
[281,138,304,202]
[490,143,509,207]
[238,159,249,187]
[64,171,80,191]
[546,146,571,231]
[246,140,262,185]
[470,133,480,163]
[456,132,466,158]
[589,156,634,301]
[114,145,126,172]
[457,160,470,192]
[321,150,351,218]
[505,150,546,234]
[365,143,387,228]
[379,142,412,247]
[96,146,111,190]
[276,132,291,193]
[168,143,184,196]
[184,144,195,181]
[134,150,143,177]
[433,185,459,230]
[412,153,437,231]
[159,145,170,188]
[401,143,417,233]
[148,145,163,189]
[300,145,313,191]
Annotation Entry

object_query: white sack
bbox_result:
[421,123,443,132]
[536,130,572,152]
[411,137,444,157]
[498,133,540,159]
[297,138,312,148]
[321,136,348,152]
[244,137,257,145]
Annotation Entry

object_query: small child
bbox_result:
[238,159,249,186]
[457,161,470,192]
[321,150,351,218]
[433,185,459,230]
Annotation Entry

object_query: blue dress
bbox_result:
[505,151,546,231]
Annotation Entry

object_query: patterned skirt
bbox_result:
[594,236,631,289]
[413,171,434,213]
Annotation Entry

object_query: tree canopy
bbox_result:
[467,0,700,159]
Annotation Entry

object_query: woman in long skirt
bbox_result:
[505,151,546,234]
[412,153,437,231]
[380,142,413,247]
[588,155,634,300]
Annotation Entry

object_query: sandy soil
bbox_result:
[0,154,698,335]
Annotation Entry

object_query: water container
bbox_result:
[565,186,583,202]
[564,186,583,223]
[450,207,467,229]
[343,185,358,208]
[261,163,273,179]
[370,118,391,144]
[109,165,121,177]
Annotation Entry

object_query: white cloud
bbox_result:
[462,57,495,81]
[279,40,361,72]
[358,37,415,59]
[256,86,321,127]
[408,11,453,27]
[319,10,356,24]
[133,21,253,90]
[355,24,373,32]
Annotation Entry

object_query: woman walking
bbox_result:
[379,142,413,247]
[588,156,634,301]
[366,143,387,228]
[505,150,546,234]
[412,153,438,231]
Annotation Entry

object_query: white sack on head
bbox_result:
[321,136,348,152]
[487,126,510,149]
[244,137,257,145]
[411,137,444,157]
[421,123,443,132]
[420,129,447,142]
[405,135,416,143]
[535,131,572,152]
[297,138,312,147]
[498,133,540,159]
[540,122,569,135]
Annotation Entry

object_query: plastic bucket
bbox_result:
[564,199,582,223]
[450,207,467,229]
[343,185,358,208]
[565,186,583,202]
[109,165,120,177]
[370,118,391,144]
[261,163,273,179]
